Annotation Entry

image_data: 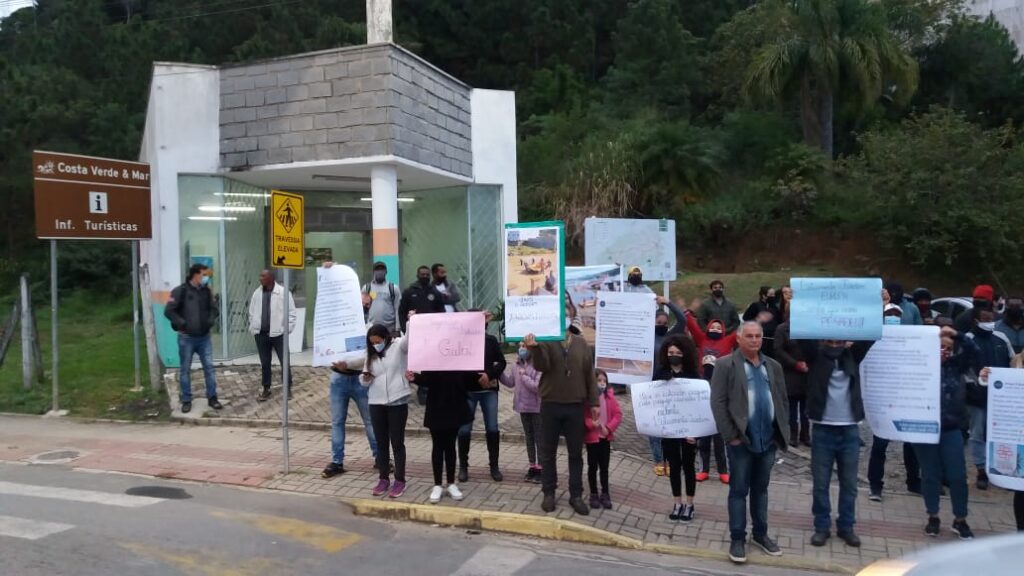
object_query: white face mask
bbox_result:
[977,322,995,332]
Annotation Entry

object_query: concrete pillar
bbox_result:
[367,0,393,44]
[370,165,399,284]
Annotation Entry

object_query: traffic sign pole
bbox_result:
[50,240,59,415]
[270,189,303,475]
[282,268,291,474]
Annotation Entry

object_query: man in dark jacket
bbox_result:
[457,311,508,482]
[697,279,741,333]
[398,266,446,332]
[164,263,221,413]
[965,307,1014,490]
[799,339,873,549]
[954,284,995,333]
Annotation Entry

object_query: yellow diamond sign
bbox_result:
[271,190,304,269]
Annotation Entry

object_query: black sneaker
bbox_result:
[569,496,590,516]
[680,504,695,523]
[541,493,556,512]
[321,462,345,478]
[728,540,747,564]
[208,397,223,410]
[490,465,504,482]
[458,466,469,483]
[257,388,272,402]
[869,490,882,502]
[925,516,941,537]
[952,519,974,540]
[669,503,683,521]
[977,470,989,491]
[181,401,192,414]
[837,530,861,547]
[811,531,830,547]
[752,535,782,556]
[908,485,923,496]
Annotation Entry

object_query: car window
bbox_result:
[951,303,967,320]
[932,300,951,318]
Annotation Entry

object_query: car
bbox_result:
[930,296,973,320]
[856,533,1024,575]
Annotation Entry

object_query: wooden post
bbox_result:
[139,264,163,391]
[20,275,34,389]
[0,302,19,370]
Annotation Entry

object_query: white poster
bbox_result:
[595,291,656,384]
[504,222,565,341]
[312,264,367,367]
[584,217,677,281]
[987,368,1024,490]
[631,379,717,438]
[860,325,941,444]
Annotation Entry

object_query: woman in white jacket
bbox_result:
[361,323,412,498]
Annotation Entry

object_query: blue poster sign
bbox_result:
[790,277,883,341]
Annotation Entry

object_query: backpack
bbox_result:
[362,282,396,304]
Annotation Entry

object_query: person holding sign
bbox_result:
[525,303,600,517]
[710,322,789,565]
[655,336,702,523]
[416,368,472,504]
[457,310,508,483]
[361,324,413,499]
[584,370,623,510]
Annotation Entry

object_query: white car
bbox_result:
[930,296,973,320]
[857,533,1024,575]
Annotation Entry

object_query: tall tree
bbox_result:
[745,0,918,156]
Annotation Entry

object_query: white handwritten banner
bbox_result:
[312,264,367,367]
[630,379,717,438]
[987,368,1024,490]
[503,221,566,341]
[406,312,486,372]
[791,277,883,340]
[861,325,941,444]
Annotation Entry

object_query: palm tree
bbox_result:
[744,0,918,157]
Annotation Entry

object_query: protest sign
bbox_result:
[566,265,622,344]
[861,325,941,444]
[791,277,883,340]
[631,379,717,438]
[595,291,656,384]
[504,222,565,341]
[312,264,366,367]
[406,312,486,372]
[986,367,1024,490]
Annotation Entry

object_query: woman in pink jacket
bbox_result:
[585,369,623,509]
[500,342,543,483]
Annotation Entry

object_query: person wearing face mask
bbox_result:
[654,336,702,522]
[431,263,463,313]
[361,323,413,499]
[623,266,654,294]
[885,282,922,325]
[248,269,297,402]
[964,308,1014,490]
[654,296,688,357]
[165,263,221,414]
[743,287,781,357]
[362,261,402,335]
[500,343,544,483]
[456,310,508,483]
[882,303,903,326]
[685,313,737,484]
[955,284,996,334]
[995,297,1024,354]
[398,265,446,333]
[584,370,623,510]
[911,288,940,325]
[697,280,741,333]
[798,337,874,549]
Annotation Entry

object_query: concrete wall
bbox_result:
[971,0,1024,50]
[470,89,518,224]
[218,44,473,177]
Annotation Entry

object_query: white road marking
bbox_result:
[0,515,74,540]
[0,481,164,508]
[452,545,537,576]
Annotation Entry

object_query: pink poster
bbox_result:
[406,312,486,372]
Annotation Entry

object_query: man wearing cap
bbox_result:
[362,261,402,335]
[955,285,995,334]
[624,266,654,294]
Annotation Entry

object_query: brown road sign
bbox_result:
[33,150,152,240]
[271,190,304,269]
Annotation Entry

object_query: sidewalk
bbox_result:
[1,414,1017,573]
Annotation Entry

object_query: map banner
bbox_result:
[584,217,676,282]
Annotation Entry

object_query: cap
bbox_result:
[373,261,387,271]
[973,284,994,301]
[884,303,903,315]
[628,266,642,274]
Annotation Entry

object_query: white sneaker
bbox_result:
[429,485,443,504]
[447,484,464,501]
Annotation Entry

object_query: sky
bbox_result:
[0,1,35,20]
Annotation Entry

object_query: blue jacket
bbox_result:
[899,301,923,326]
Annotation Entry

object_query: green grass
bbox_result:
[0,292,169,420]
[657,267,838,308]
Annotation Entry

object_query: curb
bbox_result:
[344,498,856,575]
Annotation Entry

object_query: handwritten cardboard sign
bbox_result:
[790,277,883,341]
[631,379,717,438]
[406,312,486,372]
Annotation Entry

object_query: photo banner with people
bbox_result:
[503,221,565,341]
[986,367,1024,491]
[406,312,486,372]
[860,325,942,444]
[312,264,366,367]
[595,290,656,384]
[630,379,717,438]
[790,277,884,340]
[565,264,623,345]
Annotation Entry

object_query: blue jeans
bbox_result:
[968,405,986,470]
[649,436,664,463]
[913,429,969,519]
[330,373,378,465]
[178,334,217,403]
[726,443,777,541]
[811,424,860,533]
[458,390,499,436]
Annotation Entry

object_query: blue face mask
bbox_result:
[200,275,210,287]
[373,342,386,353]
[883,316,901,325]
[518,348,530,361]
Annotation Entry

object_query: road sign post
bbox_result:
[270,190,304,474]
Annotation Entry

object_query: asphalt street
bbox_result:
[0,462,833,576]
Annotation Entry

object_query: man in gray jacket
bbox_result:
[363,261,401,334]
[711,321,789,564]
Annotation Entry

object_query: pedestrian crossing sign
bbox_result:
[271,190,304,269]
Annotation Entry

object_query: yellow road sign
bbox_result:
[271,190,304,269]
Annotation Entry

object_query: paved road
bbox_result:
[1,463,832,576]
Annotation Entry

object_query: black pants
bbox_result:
[788,396,809,431]
[540,401,585,498]
[430,428,458,486]
[254,332,290,388]
[1015,491,1024,531]
[521,413,542,466]
[586,439,611,495]
[663,438,698,498]
[699,434,728,474]
[868,435,921,492]
[370,404,408,482]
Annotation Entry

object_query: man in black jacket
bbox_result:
[799,339,873,549]
[457,310,508,482]
[965,307,1014,490]
[399,265,447,404]
[164,263,221,413]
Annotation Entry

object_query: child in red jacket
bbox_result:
[585,369,623,510]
